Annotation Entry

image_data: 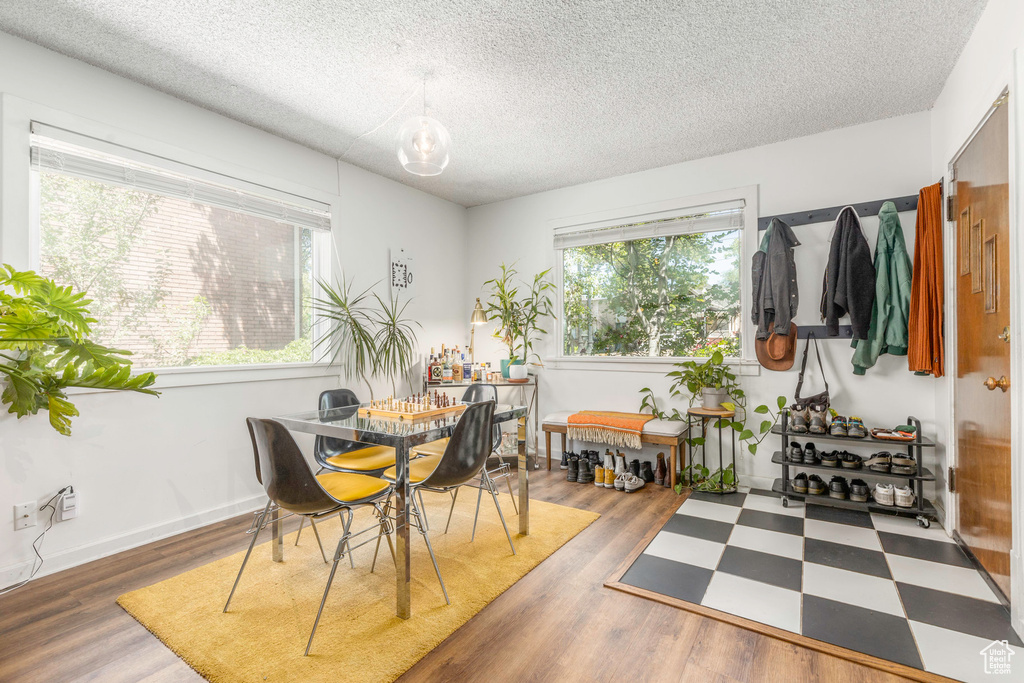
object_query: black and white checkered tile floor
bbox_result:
[620,489,1021,682]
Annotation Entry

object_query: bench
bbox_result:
[541,411,688,488]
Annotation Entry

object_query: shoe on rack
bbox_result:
[792,472,809,494]
[895,486,916,508]
[654,452,667,486]
[849,479,870,503]
[874,483,895,506]
[830,415,849,437]
[567,456,579,482]
[820,450,840,468]
[829,475,849,500]
[603,466,616,489]
[614,453,627,476]
[790,403,810,433]
[808,474,827,495]
[614,471,628,491]
[623,473,644,493]
[559,451,570,470]
[578,459,595,484]
[629,459,641,477]
[594,463,605,486]
[641,461,655,483]
[841,452,863,469]
[846,416,868,439]
[809,404,828,434]
[603,452,615,472]
[803,443,819,465]
[788,441,804,463]
[865,452,892,473]
[890,457,918,476]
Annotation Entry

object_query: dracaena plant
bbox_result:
[483,262,556,364]
[0,264,159,436]
[313,276,420,398]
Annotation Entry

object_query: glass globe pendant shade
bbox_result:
[396,115,450,176]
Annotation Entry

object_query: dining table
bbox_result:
[273,401,530,619]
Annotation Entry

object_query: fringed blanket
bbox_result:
[566,411,654,450]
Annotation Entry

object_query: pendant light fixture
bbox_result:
[396,79,450,177]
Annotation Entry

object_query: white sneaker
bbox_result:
[623,474,645,493]
[874,483,894,506]
[614,471,628,491]
[894,486,916,508]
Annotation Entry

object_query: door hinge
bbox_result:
[946,193,957,218]
[948,466,956,493]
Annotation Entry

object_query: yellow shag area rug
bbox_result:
[117,491,598,682]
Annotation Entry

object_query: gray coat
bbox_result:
[752,218,800,340]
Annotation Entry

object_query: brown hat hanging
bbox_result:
[755,323,798,371]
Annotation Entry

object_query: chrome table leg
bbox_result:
[518,424,529,536]
[395,444,411,619]
[271,506,283,562]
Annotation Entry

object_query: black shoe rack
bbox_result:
[773,413,938,528]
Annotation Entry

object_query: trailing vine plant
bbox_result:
[639,350,787,493]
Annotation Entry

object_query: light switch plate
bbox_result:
[14,502,36,530]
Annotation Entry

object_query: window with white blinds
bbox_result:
[30,123,329,369]
[558,199,744,359]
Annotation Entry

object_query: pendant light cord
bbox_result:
[339,81,424,159]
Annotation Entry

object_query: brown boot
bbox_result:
[654,452,667,486]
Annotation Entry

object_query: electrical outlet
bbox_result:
[59,491,78,521]
[14,502,36,531]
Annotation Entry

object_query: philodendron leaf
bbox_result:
[753,404,769,414]
[748,443,758,455]
[760,420,773,433]
[720,401,736,411]
[777,395,788,410]
[46,393,79,436]
[739,429,754,440]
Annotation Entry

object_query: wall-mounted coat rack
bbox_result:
[757,194,919,231]
[795,324,853,339]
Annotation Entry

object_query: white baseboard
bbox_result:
[0,493,265,589]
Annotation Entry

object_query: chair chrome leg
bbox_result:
[308,516,328,563]
[416,489,430,532]
[223,500,271,612]
[340,508,355,569]
[295,517,305,546]
[471,482,484,542]
[370,502,395,573]
[444,488,459,534]
[419,523,450,605]
[504,472,519,514]
[306,514,351,657]
[490,481,517,555]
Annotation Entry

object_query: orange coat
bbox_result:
[908,183,944,377]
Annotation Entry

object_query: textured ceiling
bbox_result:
[0,1,986,207]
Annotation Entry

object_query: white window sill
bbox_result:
[65,362,341,394]
[543,356,762,375]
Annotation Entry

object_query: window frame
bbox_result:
[1,94,340,388]
[549,185,760,371]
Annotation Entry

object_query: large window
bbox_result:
[558,204,743,358]
[30,127,330,369]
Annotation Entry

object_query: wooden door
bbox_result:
[954,98,1012,599]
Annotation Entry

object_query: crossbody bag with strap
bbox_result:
[794,332,830,412]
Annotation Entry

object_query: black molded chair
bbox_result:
[376,401,499,605]
[314,389,397,476]
[225,418,395,656]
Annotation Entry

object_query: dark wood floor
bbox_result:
[0,469,911,682]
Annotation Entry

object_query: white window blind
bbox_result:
[30,123,331,232]
[553,199,744,250]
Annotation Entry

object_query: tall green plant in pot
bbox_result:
[482,262,555,379]
[640,351,787,493]
[313,276,420,398]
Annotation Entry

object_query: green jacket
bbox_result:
[851,201,912,375]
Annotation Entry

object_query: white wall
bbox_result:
[0,32,467,585]
[927,0,1024,633]
[466,112,939,496]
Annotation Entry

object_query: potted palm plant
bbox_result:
[482,263,555,378]
[313,277,420,397]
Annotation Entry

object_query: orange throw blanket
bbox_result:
[567,411,654,450]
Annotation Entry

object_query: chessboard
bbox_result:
[358,392,467,421]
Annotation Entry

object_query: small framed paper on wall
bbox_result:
[389,248,414,295]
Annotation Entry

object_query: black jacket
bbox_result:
[752,218,800,339]
[820,206,875,339]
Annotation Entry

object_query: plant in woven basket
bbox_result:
[639,350,787,493]
[0,264,159,435]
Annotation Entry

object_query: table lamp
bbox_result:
[469,298,488,364]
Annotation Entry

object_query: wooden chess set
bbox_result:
[358,391,467,421]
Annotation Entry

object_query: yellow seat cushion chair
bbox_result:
[410,438,448,458]
[381,454,442,484]
[313,471,391,502]
[324,444,397,472]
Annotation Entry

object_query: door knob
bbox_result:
[999,326,1011,343]
[983,376,1010,392]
